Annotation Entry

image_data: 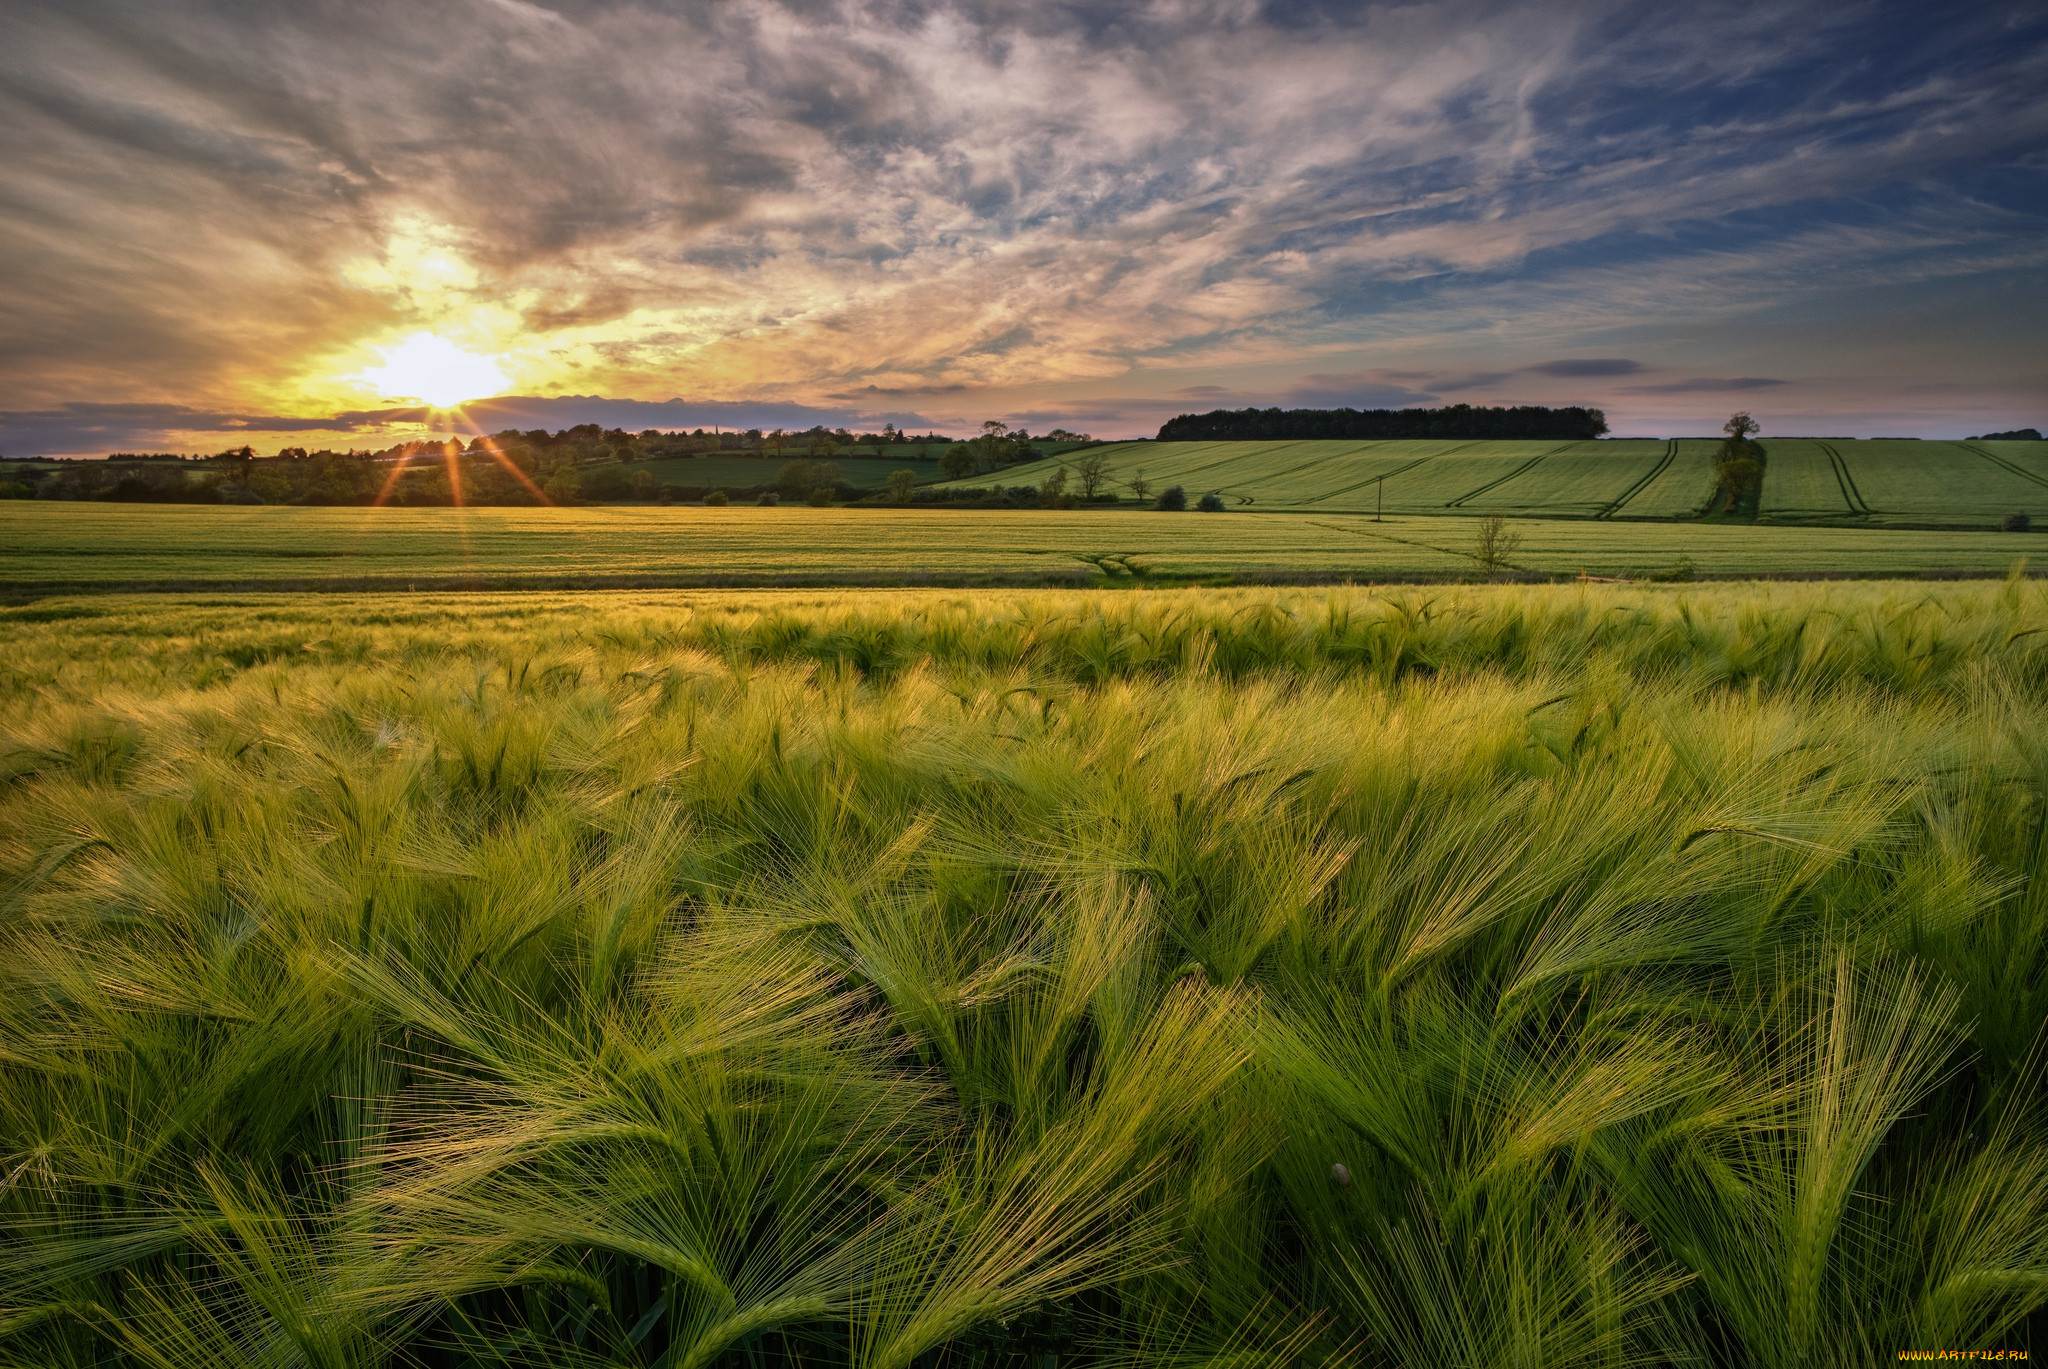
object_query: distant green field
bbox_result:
[956,438,2048,527]
[1838,441,2048,525]
[3,503,2040,591]
[946,439,1724,518]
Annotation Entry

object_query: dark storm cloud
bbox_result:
[0,0,2043,443]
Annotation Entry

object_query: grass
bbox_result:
[4,502,2045,592]
[961,439,2048,529]
[1836,442,2048,526]
[2,580,2046,1366]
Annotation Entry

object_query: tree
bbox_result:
[1038,467,1070,508]
[631,469,656,500]
[1075,451,1110,501]
[1713,413,1765,516]
[543,467,581,505]
[777,460,837,497]
[1155,485,1186,511]
[1196,491,1225,512]
[939,446,976,480]
[1127,470,1152,504]
[1473,513,1520,574]
[886,469,916,504]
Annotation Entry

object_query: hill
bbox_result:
[938,438,2048,528]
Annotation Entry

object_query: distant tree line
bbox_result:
[1968,428,2042,441]
[1156,404,1610,441]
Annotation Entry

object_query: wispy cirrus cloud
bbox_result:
[0,0,2042,452]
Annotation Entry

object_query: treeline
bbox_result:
[1156,403,1610,441]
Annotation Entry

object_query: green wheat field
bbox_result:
[4,502,2044,591]
[956,438,2048,524]
[3,581,2046,1365]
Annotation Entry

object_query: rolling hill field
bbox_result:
[955,438,2048,527]
[2,502,2041,591]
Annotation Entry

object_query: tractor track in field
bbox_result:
[1218,441,1403,496]
[1815,441,1872,515]
[1293,454,1449,508]
[1959,443,2048,491]
[1598,440,1678,519]
[1445,443,1576,509]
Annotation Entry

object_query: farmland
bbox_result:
[961,437,2048,527]
[3,501,2043,592]
[3,581,2046,1366]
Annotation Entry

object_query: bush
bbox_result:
[1155,485,1187,511]
[2004,512,2032,533]
[702,490,729,506]
[1473,513,1521,573]
[757,492,780,506]
[886,469,917,504]
[806,487,833,507]
[1196,492,1226,512]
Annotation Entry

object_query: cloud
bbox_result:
[0,0,2041,438]
[0,396,892,457]
[1523,359,1646,378]
[1623,377,1789,393]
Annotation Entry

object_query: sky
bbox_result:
[1,0,2044,457]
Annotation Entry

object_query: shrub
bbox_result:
[2004,512,2032,533]
[702,490,729,506]
[806,486,833,507]
[1155,485,1187,511]
[886,469,917,504]
[1649,554,1697,582]
[1196,492,1226,512]
[758,492,780,506]
[1473,512,1520,573]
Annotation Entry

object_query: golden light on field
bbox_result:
[354,332,509,408]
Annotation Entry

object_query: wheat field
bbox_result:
[3,582,2046,1365]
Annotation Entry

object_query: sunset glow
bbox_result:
[0,2,2041,457]
[353,334,509,409]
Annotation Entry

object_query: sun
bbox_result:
[355,332,509,407]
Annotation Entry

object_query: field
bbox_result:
[962,438,2048,527]
[2,582,2045,1366]
[3,502,2044,592]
